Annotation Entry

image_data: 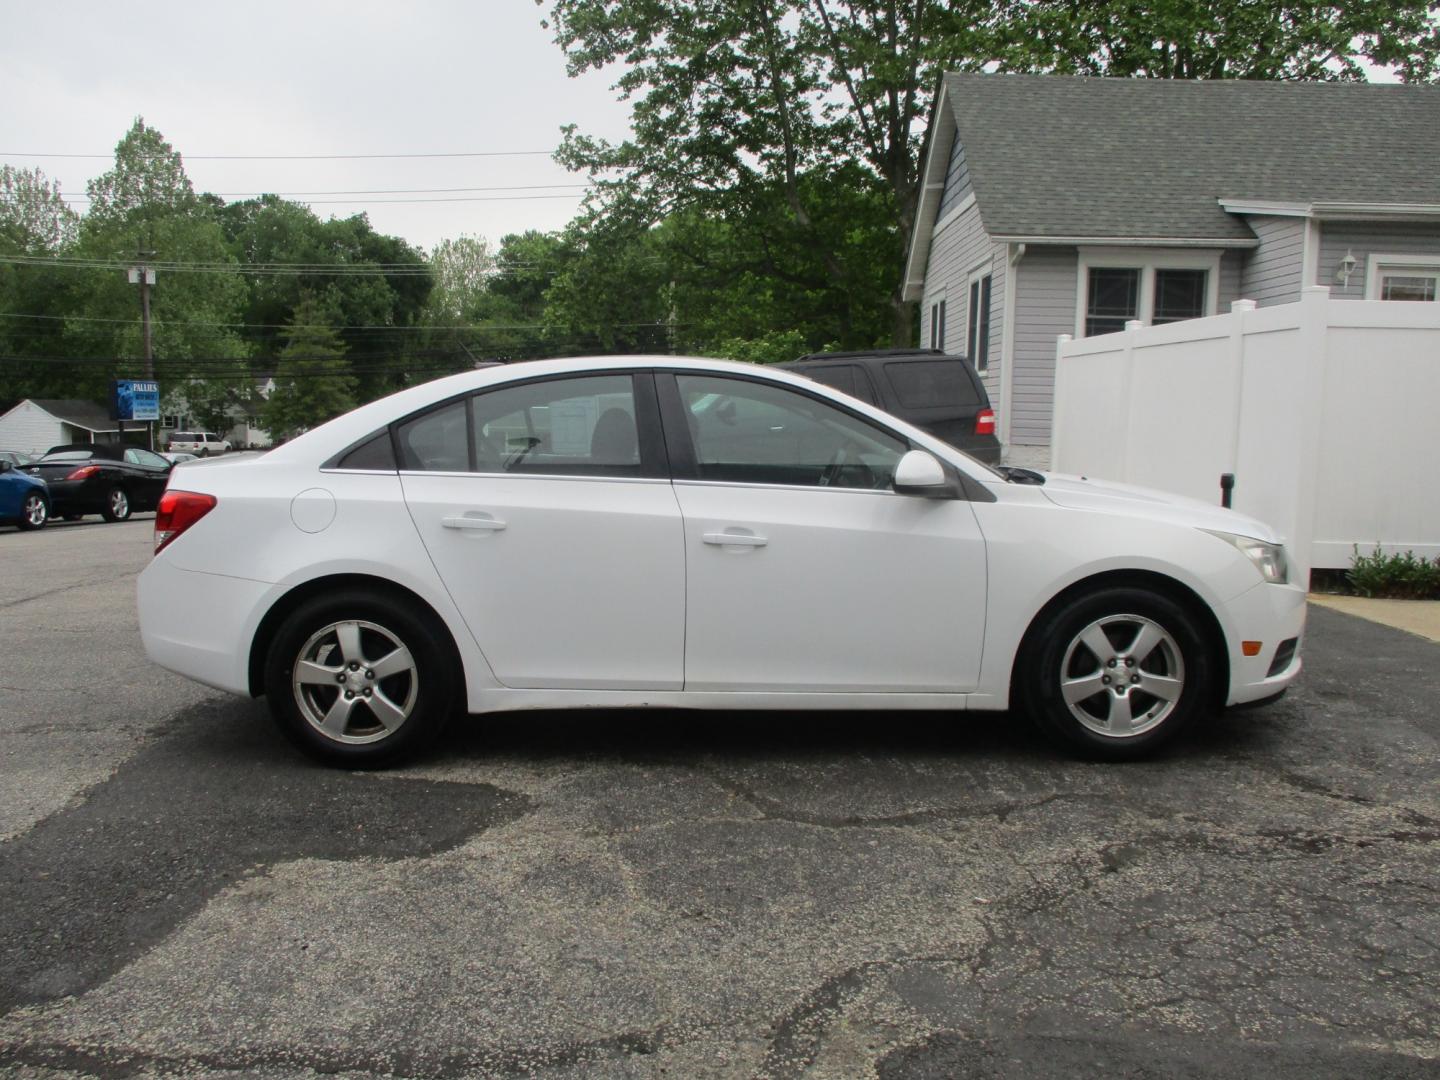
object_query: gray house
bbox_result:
[904,74,1440,454]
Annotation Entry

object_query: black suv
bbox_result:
[777,349,1000,465]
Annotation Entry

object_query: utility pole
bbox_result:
[127,251,157,448]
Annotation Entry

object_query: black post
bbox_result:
[1220,473,1235,509]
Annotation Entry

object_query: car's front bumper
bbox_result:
[1222,581,1307,705]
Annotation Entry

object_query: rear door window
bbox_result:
[796,364,878,406]
[883,359,981,409]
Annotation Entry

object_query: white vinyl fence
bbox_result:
[1051,286,1440,577]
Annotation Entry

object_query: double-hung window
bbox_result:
[1079,251,1220,337]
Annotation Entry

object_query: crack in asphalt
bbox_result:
[0,574,131,612]
[0,1026,668,1079]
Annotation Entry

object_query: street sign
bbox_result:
[113,379,161,422]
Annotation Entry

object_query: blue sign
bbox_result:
[113,379,161,422]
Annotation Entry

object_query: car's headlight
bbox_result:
[1202,530,1288,584]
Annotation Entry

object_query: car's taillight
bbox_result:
[974,408,996,436]
[66,465,100,480]
[154,490,217,554]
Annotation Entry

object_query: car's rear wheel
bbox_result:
[101,487,131,522]
[264,591,457,766]
[199,448,210,458]
[19,492,48,530]
[1019,586,1212,760]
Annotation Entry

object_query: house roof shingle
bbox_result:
[28,399,119,432]
[941,72,1440,242]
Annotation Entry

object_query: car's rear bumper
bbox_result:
[138,556,275,695]
[1222,581,1307,705]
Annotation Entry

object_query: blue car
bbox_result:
[0,460,49,530]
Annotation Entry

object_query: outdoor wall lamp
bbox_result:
[1335,249,1358,287]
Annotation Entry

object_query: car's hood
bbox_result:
[1038,472,1284,544]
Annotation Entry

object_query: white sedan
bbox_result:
[137,356,1304,766]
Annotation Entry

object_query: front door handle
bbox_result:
[703,530,767,547]
[442,514,507,531]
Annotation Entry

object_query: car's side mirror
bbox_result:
[0,460,11,473]
[892,450,953,497]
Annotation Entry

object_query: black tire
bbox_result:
[101,487,132,522]
[199,448,210,458]
[18,492,48,530]
[1017,586,1213,760]
[263,589,458,767]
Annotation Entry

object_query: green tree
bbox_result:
[264,295,356,439]
[64,122,251,409]
[990,0,1440,81]
[0,167,80,403]
[85,118,198,230]
[0,165,78,253]
[542,0,1440,349]
[216,196,433,396]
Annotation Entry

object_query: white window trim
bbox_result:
[1364,253,1440,301]
[966,260,994,372]
[1074,248,1222,337]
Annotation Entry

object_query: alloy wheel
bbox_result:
[1058,614,1185,738]
[291,619,419,745]
[24,494,47,528]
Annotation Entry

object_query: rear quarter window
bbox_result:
[883,360,982,409]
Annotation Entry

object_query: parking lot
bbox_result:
[1,519,1437,1078]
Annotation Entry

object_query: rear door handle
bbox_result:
[703,531,767,547]
[442,514,507,531]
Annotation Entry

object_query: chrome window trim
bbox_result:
[672,478,899,497]
[393,469,672,486]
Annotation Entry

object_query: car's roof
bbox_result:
[787,349,966,364]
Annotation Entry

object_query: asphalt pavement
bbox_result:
[0,518,1437,1078]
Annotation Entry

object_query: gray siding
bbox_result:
[1218,249,1244,309]
[1238,215,1306,306]
[922,198,1005,409]
[1010,246,1078,445]
[1318,221,1440,300]
[937,135,973,219]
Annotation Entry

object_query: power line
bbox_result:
[14,184,591,199]
[0,312,673,332]
[1,150,558,161]
[38,193,588,207]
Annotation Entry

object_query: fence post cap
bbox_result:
[1302,285,1331,299]
[1231,299,1257,312]
[1125,319,1143,332]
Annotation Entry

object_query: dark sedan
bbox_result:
[26,444,173,522]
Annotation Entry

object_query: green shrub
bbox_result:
[1347,546,1440,600]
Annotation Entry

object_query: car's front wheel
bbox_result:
[1019,586,1213,759]
[18,492,48,530]
[264,591,458,766]
[101,487,131,522]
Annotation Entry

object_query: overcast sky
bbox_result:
[0,0,634,253]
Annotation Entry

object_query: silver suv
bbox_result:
[166,431,231,457]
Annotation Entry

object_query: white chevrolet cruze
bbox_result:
[137,356,1305,766]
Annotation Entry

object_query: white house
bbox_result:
[0,399,123,454]
[904,74,1440,459]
